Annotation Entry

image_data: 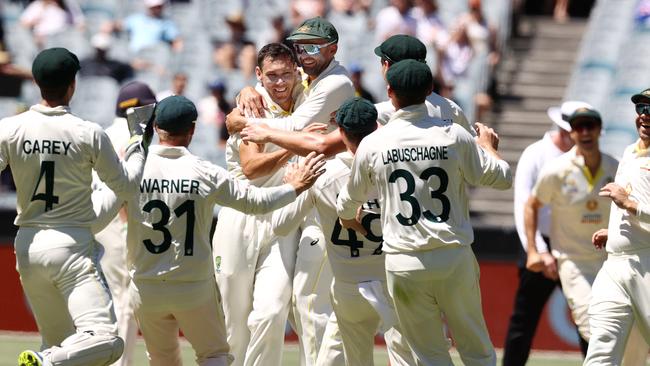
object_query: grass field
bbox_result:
[0,332,586,366]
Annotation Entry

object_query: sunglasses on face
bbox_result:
[293,41,336,56]
[571,121,599,132]
[636,103,650,116]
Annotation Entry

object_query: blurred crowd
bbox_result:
[0,0,511,191]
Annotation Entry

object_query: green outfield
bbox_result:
[0,332,585,366]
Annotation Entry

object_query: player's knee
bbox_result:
[49,332,124,366]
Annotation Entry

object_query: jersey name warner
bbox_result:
[381,145,449,165]
[139,178,200,194]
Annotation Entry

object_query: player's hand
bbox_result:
[475,122,499,152]
[226,109,248,135]
[592,228,608,250]
[303,123,328,134]
[241,124,272,144]
[540,252,558,281]
[284,152,326,195]
[339,217,367,236]
[599,183,635,211]
[526,251,544,273]
[238,86,266,118]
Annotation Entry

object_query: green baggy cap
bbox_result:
[32,47,80,88]
[155,95,197,133]
[287,17,338,43]
[374,35,427,63]
[335,97,378,133]
[386,59,433,96]
[567,107,602,125]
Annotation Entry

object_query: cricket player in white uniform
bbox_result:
[94,81,157,366]
[224,18,354,366]
[271,97,415,366]
[585,88,650,365]
[214,43,304,366]
[94,95,326,365]
[337,60,512,365]
[9,48,148,366]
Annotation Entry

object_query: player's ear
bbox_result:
[255,66,263,82]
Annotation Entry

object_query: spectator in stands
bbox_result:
[257,15,292,50]
[374,0,417,41]
[106,0,183,54]
[455,0,499,67]
[554,0,569,22]
[330,0,372,15]
[291,0,327,27]
[349,63,375,103]
[156,71,187,101]
[412,0,448,52]
[0,50,32,98]
[79,33,134,84]
[20,0,85,49]
[213,12,257,79]
[437,22,473,99]
[634,0,650,27]
[198,78,232,131]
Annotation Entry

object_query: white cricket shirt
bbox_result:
[605,141,650,253]
[532,147,618,260]
[0,104,145,228]
[336,103,511,255]
[123,145,296,282]
[273,152,385,283]
[375,92,476,136]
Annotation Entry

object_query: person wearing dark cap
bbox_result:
[337,59,511,365]
[269,96,416,366]
[349,63,375,103]
[583,88,650,365]
[373,34,475,136]
[90,95,327,365]
[8,48,150,365]
[220,19,354,365]
[92,80,157,366]
[524,106,649,364]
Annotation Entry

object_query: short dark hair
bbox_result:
[257,43,297,69]
[39,80,72,101]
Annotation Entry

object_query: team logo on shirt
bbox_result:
[215,256,222,274]
[586,199,598,211]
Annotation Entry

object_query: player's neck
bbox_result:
[578,148,601,175]
[40,99,68,108]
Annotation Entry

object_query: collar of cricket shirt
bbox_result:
[336,151,354,168]
[302,59,341,92]
[387,103,428,125]
[568,146,605,192]
[30,104,70,116]
[149,145,191,157]
[633,139,650,157]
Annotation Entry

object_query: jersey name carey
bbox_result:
[381,146,448,165]
[139,178,200,194]
[22,139,72,155]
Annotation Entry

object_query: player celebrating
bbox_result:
[337,59,512,365]
[585,88,650,365]
[271,97,415,366]
[524,105,648,364]
[94,95,326,365]
[221,18,354,366]
[10,48,149,366]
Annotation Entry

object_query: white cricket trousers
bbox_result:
[324,279,414,366]
[14,227,119,347]
[213,207,297,366]
[585,250,650,366]
[386,245,496,366]
[292,213,339,366]
[130,279,232,366]
[96,216,138,366]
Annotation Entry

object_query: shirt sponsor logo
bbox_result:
[586,199,598,211]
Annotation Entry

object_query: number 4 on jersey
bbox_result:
[31,161,59,211]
